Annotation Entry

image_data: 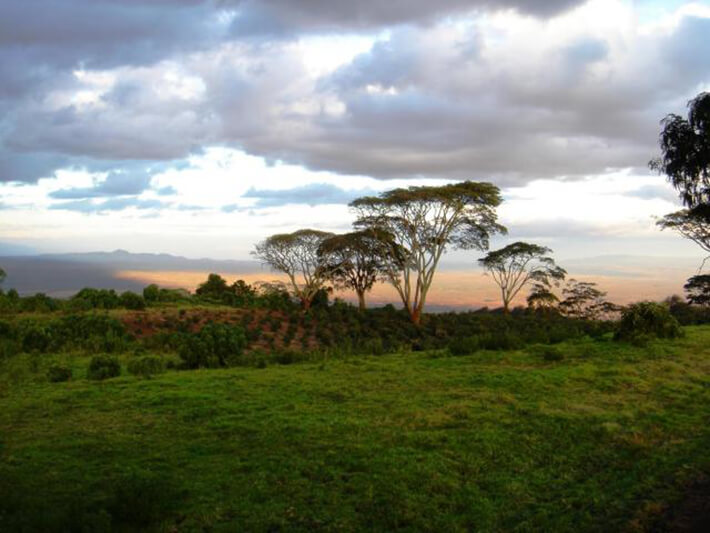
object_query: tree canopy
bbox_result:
[351,181,506,324]
[650,92,710,208]
[479,242,566,313]
[317,228,394,311]
[558,279,620,320]
[252,229,334,310]
[684,274,710,306]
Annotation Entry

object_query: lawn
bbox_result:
[2,328,710,531]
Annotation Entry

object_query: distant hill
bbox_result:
[0,250,263,297]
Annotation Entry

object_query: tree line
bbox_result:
[251,181,620,324]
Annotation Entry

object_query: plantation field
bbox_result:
[2,328,710,531]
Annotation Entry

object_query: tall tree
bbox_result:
[317,229,394,311]
[252,229,334,310]
[0,267,5,285]
[652,93,710,263]
[351,181,506,325]
[479,242,566,314]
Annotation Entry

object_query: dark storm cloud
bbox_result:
[227,0,583,36]
[243,183,376,207]
[2,0,710,195]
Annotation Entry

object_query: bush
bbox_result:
[119,291,146,310]
[615,302,683,343]
[47,364,72,382]
[127,355,165,378]
[528,344,564,362]
[448,336,480,356]
[87,355,121,380]
[178,322,247,368]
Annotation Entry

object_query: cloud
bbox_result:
[242,183,376,207]
[2,1,710,196]
[49,170,153,199]
[49,197,167,213]
[623,184,680,203]
[227,0,584,37]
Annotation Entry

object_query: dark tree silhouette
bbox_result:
[653,93,710,265]
[478,242,566,314]
[558,279,620,320]
[650,92,710,208]
[684,274,710,306]
[351,181,506,325]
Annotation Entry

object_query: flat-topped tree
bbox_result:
[351,181,506,325]
[479,242,566,314]
[252,229,334,310]
[317,228,395,311]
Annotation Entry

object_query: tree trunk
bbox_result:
[301,297,311,311]
[409,306,422,326]
[357,290,366,312]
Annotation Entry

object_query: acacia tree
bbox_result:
[351,181,506,325]
[652,92,710,264]
[317,228,394,311]
[478,242,566,314]
[684,274,710,306]
[252,229,334,310]
[526,283,560,311]
[558,279,620,320]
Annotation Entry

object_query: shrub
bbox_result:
[178,322,247,368]
[87,355,121,380]
[448,336,480,356]
[615,302,683,343]
[479,331,523,351]
[127,355,165,378]
[119,291,146,310]
[528,344,565,362]
[47,364,72,382]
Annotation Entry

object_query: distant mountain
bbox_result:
[36,249,261,272]
[0,250,263,297]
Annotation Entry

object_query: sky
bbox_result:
[1,0,709,296]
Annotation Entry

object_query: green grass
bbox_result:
[2,328,710,531]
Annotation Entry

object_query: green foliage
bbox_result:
[527,344,565,361]
[143,283,160,302]
[178,322,247,369]
[47,364,72,382]
[119,291,146,310]
[87,355,121,380]
[448,336,480,356]
[72,287,120,309]
[127,355,166,378]
[615,302,683,343]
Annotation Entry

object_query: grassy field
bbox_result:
[2,328,710,531]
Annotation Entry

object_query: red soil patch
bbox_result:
[120,307,320,353]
